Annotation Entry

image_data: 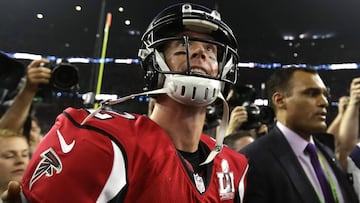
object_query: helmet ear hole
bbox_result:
[143,70,157,91]
[142,53,161,91]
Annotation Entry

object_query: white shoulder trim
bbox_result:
[238,164,249,203]
[97,141,127,202]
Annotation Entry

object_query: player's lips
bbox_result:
[191,68,207,75]
[190,65,211,76]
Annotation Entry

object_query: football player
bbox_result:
[4,3,248,203]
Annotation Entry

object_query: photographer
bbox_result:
[225,85,272,138]
[0,59,50,148]
[226,105,248,135]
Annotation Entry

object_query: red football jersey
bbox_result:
[22,108,248,202]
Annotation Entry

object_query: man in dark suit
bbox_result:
[240,67,358,203]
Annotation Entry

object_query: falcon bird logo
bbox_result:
[29,148,62,189]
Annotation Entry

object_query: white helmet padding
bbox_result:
[164,75,221,107]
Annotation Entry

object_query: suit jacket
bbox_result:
[240,126,359,203]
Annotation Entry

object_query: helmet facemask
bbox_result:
[140,35,237,106]
[140,35,238,107]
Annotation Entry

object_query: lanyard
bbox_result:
[318,152,340,203]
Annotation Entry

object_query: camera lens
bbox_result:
[51,63,79,91]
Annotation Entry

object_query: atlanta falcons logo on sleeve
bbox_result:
[29,148,62,189]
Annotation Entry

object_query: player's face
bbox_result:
[0,137,29,191]
[163,31,219,77]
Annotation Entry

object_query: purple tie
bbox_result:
[305,143,335,203]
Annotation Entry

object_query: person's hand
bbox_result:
[337,96,349,115]
[349,77,360,106]
[24,59,52,93]
[226,106,247,135]
[1,181,22,203]
[255,123,268,137]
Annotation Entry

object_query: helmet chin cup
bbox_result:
[164,75,221,107]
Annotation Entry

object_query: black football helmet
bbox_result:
[138,3,239,106]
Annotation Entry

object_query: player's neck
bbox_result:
[150,96,206,152]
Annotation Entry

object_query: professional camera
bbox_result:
[204,104,221,130]
[240,101,274,130]
[0,52,26,103]
[227,84,275,130]
[42,62,80,92]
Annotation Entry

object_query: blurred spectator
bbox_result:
[202,104,221,138]
[0,59,50,150]
[327,96,350,148]
[28,116,43,154]
[224,130,254,151]
[337,77,360,200]
[251,122,269,139]
[326,96,349,163]
[0,129,29,196]
[0,53,25,105]
[226,106,248,135]
[204,83,270,146]
[225,85,270,139]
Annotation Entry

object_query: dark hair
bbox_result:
[266,67,318,107]
[224,130,253,146]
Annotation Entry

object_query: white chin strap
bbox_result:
[80,87,172,125]
[81,80,229,165]
[200,92,228,165]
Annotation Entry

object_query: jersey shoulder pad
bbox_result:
[62,107,139,127]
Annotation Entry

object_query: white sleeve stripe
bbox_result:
[97,141,127,203]
[238,164,249,203]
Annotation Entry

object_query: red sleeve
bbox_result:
[22,108,127,202]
